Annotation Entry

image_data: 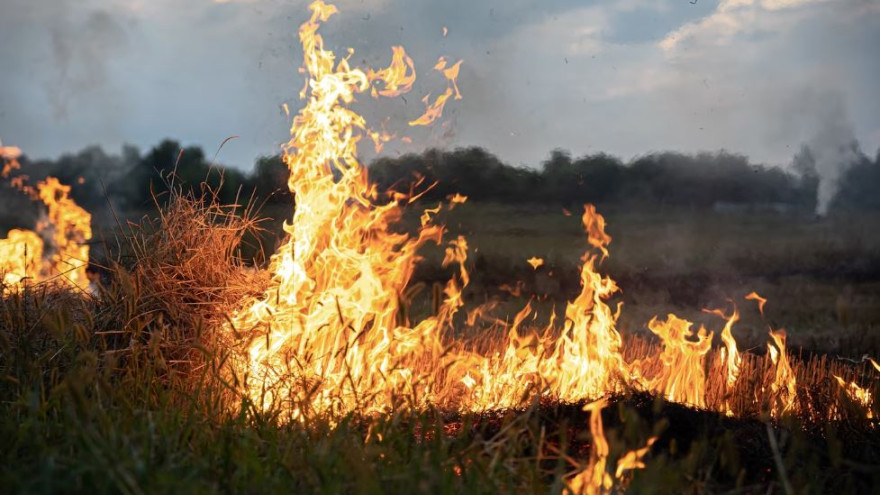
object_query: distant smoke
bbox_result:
[802,96,861,215]
[47,9,128,119]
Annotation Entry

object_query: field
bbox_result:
[5,199,871,493]
[255,201,880,354]
[434,204,880,353]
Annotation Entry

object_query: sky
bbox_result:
[1,0,878,172]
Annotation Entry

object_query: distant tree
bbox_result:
[370,147,540,203]
[541,149,575,204]
[124,139,219,207]
[830,149,880,212]
[21,145,136,210]
[4,138,832,218]
[250,155,291,203]
[540,150,626,205]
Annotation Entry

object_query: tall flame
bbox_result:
[229,1,636,417]
[230,0,454,417]
[227,1,871,427]
[766,330,797,418]
[37,177,93,288]
[704,306,741,415]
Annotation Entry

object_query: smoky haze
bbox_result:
[0,0,878,211]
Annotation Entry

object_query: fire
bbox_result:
[704,306,741,415]
[833,375,873,419]
[745,291,767,316]
[228,0,451,417]
[0,230,43,286]
[446,207,630,411]
[226,0,873,426]
[766,330,797,418]
[408,57,462,127]
[639,314,713,408]
[228,1,633,417]
[447,193,467,205]
[36,178,93,288]
[565,399,656,495]
[0,146,92,291]
[0,142,22,178]
[368,46,416,98]
[526,257,544,270]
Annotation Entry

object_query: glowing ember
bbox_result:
[834,375,873,419]
[448,193,467,205]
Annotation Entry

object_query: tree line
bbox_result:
[5,138,880,219]
[371,145,879,213]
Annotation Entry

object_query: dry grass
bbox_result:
[2,193,880,494]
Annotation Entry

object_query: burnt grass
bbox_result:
[438,392,880,494]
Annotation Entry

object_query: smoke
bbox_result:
[47,9,129,120]
[800,96,862,215]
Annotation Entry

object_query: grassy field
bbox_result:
[440,203,880,353]
[253,201,880,355]
[3,198,880,494]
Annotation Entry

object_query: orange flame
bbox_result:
[704,306,741,415]
[226,1,875,426]
[833,375,873,419]
[368,46,417,98]
[1,144,92,291]
[0,142,22,178]
[641,314,713,408]
[228,1,461,418]
[745,291,767,316]
[766,329,797,418]
[0,230,43,286]
[409,57,462,127]
[566,399,656,495]
[447,193,467,210]
[37,178,93,288]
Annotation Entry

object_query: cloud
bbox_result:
[0,0,877,172]
[658,0,828,52]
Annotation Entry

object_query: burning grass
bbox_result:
[3,1,880,493]
[2,173,880,494]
